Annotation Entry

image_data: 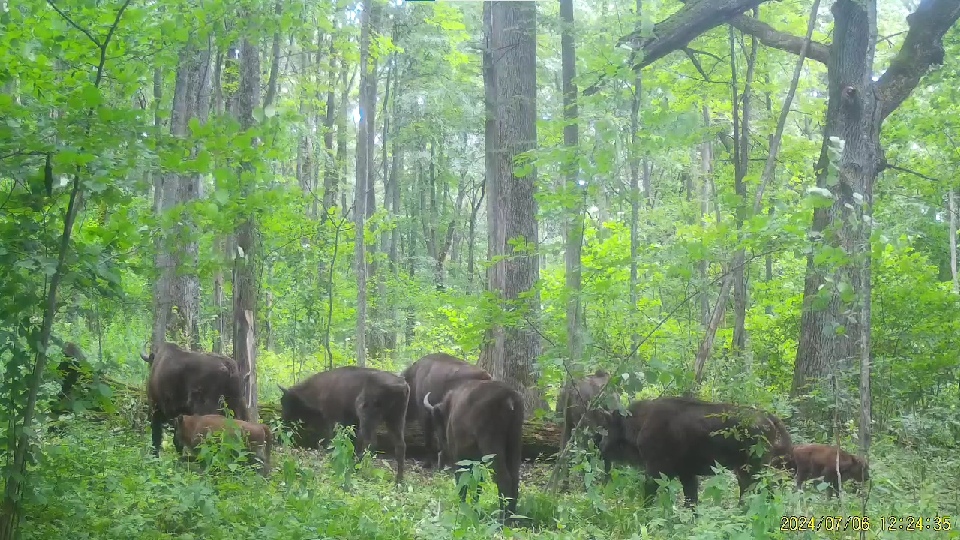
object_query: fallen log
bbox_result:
[257,402,562,461]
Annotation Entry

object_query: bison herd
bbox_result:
[139,341,869,522]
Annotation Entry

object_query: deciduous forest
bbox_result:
[2,0,959,538]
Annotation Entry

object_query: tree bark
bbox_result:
[698,105,712,327]
[731,21,757,355]
[232,36,262,418]
[321,38,338,221]
[354,0,375,367]
[560,0,583,373]
[480,0,543,416]
[950,188,958,293]
[628,0,642,350]
[152,39,210,352]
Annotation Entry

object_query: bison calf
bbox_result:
[788,443,868,496]
[279,366,409,484]
[422,380,523,522]
[174,414,272,476]
[600,397,792,506]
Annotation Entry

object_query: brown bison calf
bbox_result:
[173,414,272,476]
[279,366,409,484]
[599,397,792,506]
[788,443,868,495]
[401,353,491,468]
[422,379,523,522]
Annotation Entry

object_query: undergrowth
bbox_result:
[21,413,960,539]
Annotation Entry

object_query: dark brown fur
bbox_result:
[787,443,868,495]
[143,342,249,456]
[422,379,523,522]
[174,414,272,476]
[557,369,618,482]
[401,353,491,467]
[279,366,409,483]
[600,397,793,506]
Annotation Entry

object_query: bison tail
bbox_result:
[262,424,273,476]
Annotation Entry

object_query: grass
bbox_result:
[20,412,960,540]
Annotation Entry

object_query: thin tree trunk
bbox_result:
[699,105,712,327]
[232,36,262,418]
[354,0,375,367]
[321,38,338,221]
[560,0,583,373]
[950,188,958,293]
[628,0,642,350]
[731,20,757,354]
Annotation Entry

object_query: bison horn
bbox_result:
[422,392,434,411]
[277,384,288,395]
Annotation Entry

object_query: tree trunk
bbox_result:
[950,187,958,293]
[731,22,757,355]
[321,38,338,221]
[354,0,375,367]
[792,0,883,404]
[480,0,543,416]
[628,0,642,350]
[560,0,583,372]
[698,105,712,327]
[152,39,210,352]
[232,36,262,418]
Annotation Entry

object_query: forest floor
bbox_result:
[21,412,959,540]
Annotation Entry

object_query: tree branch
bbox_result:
[585,0,771,95]
[729,14,830,65]
[876,0,960,121]
[45,0,101,48]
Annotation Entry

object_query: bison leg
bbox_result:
[492,456,518,521]
[386,417,406,484]
[150,408,165,456]
[735,468,755,501]
[422,414,439,469]
[678,474,699,507]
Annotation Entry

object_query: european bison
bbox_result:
[279,366,409,483]
[788,443,868,495]
[422,379,524,521]
[599,397,792,506]
[142,342,249,456]
[174,414,273,476]
[401,353,491,467]
[557,369,618,482]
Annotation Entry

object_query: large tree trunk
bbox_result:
[354,0,376,367]
[480,1,544,416]
[152,39,210,352]
[232,36,262,418]
[792,0,883,405]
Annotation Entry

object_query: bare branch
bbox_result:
[729,14,830,65]
[882,163,941,183]
[876,0,960,121]
[585,0,770,95]
[45,0,101,48]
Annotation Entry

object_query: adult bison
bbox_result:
[557,369,618,483]
[174,414,273,476]
[787,443,868,495]
[279,366,409,483]
[599,396,792,506]
[422,379,523,521]
[142,342,249,456]
[401,353,491,467]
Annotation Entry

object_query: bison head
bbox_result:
[847,455,869,483]
[421,392,449,453]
